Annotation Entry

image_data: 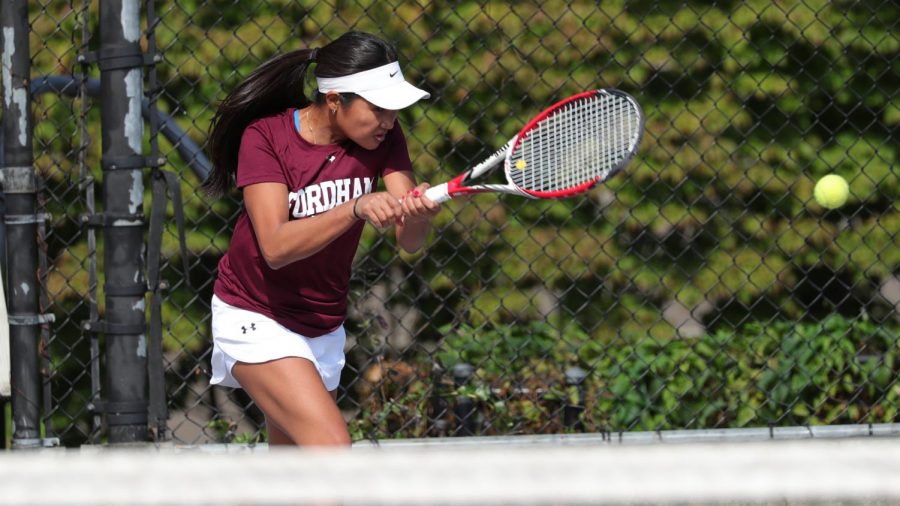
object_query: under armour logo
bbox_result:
[389,71,398,78]
[241,323,256,334]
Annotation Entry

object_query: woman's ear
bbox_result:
[324,92,342,114]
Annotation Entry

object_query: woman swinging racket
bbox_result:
[204,31,438,446]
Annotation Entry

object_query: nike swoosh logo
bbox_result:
[389,71,398,78]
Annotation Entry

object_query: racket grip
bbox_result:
[423,183,451,204]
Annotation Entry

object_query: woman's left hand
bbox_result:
[399,183,441,223]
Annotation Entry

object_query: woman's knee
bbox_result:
[272,407,350,447]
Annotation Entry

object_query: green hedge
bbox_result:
[351,314,898,439]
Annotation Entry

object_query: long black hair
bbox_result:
[203,31,399,196]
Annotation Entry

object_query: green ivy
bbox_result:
[352,315,898,437]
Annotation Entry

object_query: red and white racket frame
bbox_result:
[424,89,643,204]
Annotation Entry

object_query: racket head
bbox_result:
[505,89,644,199]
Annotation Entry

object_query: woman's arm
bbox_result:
[383,170,440,253]
[244,182,403,269]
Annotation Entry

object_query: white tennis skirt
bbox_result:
[209,295,346,391]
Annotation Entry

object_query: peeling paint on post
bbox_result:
[2,0,42,449]
[128,169,142,214]
[120,1,140,42]
[99,0,149,443]
[1,28,27,146]
[124,69,143,154]
[136,335,147,358]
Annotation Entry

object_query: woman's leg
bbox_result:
[232,357,350,447]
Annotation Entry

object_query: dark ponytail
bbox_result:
[204,48,315,196]
[204,31,398,197]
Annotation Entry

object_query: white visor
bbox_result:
[316,62,430,110]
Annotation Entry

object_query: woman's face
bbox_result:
[333,95,398,150]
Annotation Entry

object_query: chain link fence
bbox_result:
[14,0,899,446]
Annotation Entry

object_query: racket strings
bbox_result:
[508,91,642,194]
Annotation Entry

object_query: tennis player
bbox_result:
[204,31,438,446]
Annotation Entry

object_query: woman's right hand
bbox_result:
[353,192,404,228]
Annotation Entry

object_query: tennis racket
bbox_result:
[424,89,644,203]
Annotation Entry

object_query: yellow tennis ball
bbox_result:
[515,159,527,170]
[814,174,849,209]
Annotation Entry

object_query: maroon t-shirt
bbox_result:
[214,108,411,337]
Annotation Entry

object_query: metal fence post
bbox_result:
[428,363,448,436]
[94,0,148,443]
[564,367,587,431]
[1,0,45,450]
[452,362,476,437]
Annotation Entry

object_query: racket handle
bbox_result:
[423,183,451,204]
